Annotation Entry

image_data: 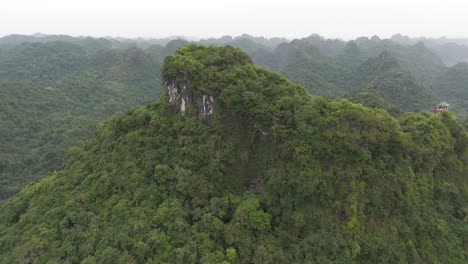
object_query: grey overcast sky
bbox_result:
[2,0,468,40]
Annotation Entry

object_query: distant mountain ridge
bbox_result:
[390,33,468,66]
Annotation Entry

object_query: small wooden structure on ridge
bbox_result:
[434,102,449,114]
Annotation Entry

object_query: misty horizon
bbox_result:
[3,0,468,41]
[3,32,468,43]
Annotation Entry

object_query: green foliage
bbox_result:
[0,42,88,84]
[345,51,437,113]
[369,68,437,112]
[0,44,163,199]
[0,45,466,263]
[433,62,468,117]
[347,86,399,114]
[249,37,445,114]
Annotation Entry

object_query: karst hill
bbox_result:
[0,45,466,263]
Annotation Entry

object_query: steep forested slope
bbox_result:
[347,86,399,114]
[353,39,446,87]
[240,35,445,110]
[433,62,468,117]
[351,51,437,112]
[0,44,163,198]
[0,45,466,263]
[2,33,468,200]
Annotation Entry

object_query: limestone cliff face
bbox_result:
[167,78,189,114]
[161,44,252,124]
[165,75,216,123]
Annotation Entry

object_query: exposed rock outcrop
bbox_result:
[166,76,216,124]
[162,44,252,124]
[167,78,189,114]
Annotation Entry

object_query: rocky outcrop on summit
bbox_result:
[162,44,252,123]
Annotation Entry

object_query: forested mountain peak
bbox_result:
[231,34,289,50]
[161,45,252,122]
[376,50,400,69]
[0,45,466,263]
[2,34,468,203]
[354,50,400,84]
[353,51,437,112]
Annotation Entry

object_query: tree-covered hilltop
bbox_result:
[346,86,399,114]
[0,43,164,199]
[1,45,466,263]
[227,35,446,113]
[201,34,462,117]
[3,33,468,200]
[349,51,437,112]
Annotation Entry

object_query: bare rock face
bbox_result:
[198,95,214,118]
[167,79,189,114]
[166,77,216,124]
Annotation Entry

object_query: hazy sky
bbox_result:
[2,0,468,40]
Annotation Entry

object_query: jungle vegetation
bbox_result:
[0,45,466,263]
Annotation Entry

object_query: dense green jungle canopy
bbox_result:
[0,44,466,263]
[1,33,468,199]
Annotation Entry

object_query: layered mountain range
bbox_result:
[2,32,468,198]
